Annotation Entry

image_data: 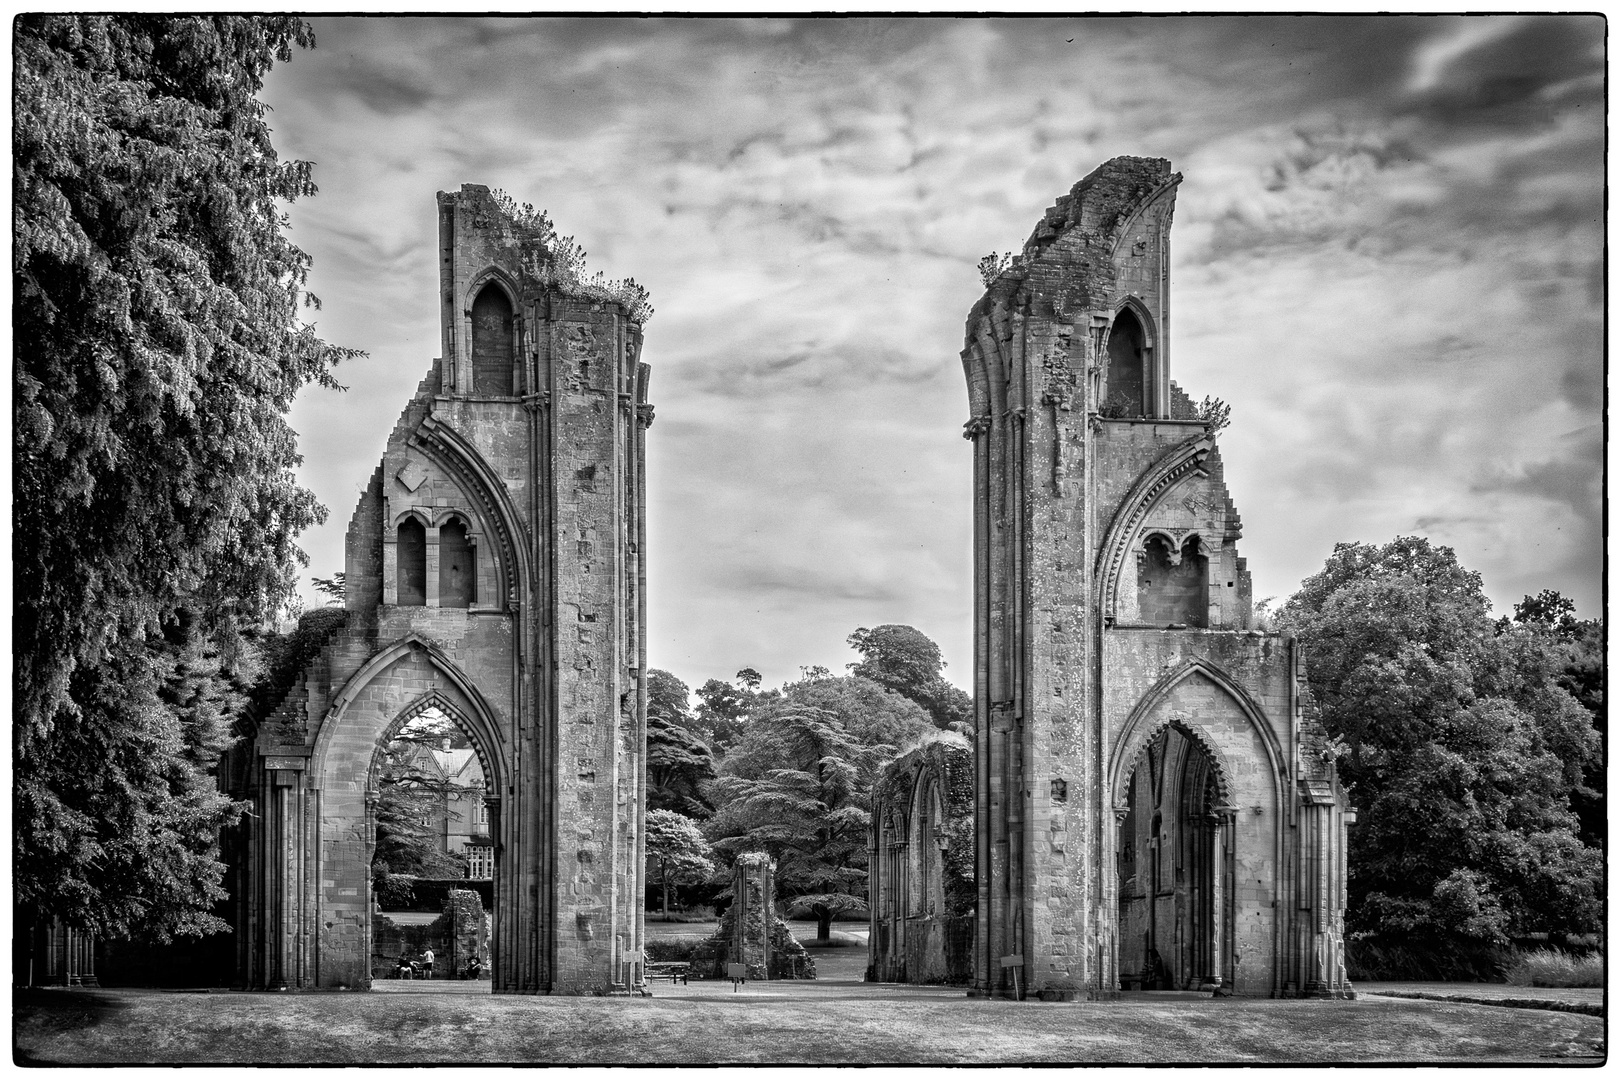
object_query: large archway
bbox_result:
[366,699,500,988]
[1115,722,1226,991]
[1109,665,1283,996]
[303,639,514,990]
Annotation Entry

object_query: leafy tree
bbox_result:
[706,673,933,939]
[706,706,888,940]
[646,669,716,818]
[1277,538,1601,943]
[13,15,354,942]
[644,809,716,917]
[311,572,346,604]
[693,668,774,753]
[371,716,473,907]
[847,624,973,731]
[757,671,937,759]
[1501,591,1604,847]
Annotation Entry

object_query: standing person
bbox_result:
[422,947,435,980]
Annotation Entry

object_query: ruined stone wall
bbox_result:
[868,736,975,985]
[240,185,649,996]
[962,157,1353,1001]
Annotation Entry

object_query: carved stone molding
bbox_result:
[1095,434,1213,620]
[962,414,992,440]
[636,403,656,428]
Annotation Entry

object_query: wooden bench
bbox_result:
[645,961,689,985]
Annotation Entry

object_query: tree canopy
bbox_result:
[646,669,716,818]
[692,668,771,752]
[644,809,716,917]
[704,671,934,937]
[1277,538,1601,943]
[847,624,973,731]
[14,15,353,939]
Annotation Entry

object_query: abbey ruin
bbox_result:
[223,159,1352,1000]
[951,156,1355,998]
[229,185,652,993]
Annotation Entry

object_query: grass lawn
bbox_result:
[15,984,1604,1065]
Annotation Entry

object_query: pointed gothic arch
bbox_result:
[1095,433,1214,623]
[411,414,532,611]
[466,269,521,397]
[313,633,509,792]
[1109,657,1286,807]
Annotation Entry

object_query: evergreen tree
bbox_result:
[705,672,933,939]
[370,721,473,908]
[14,15,354,941]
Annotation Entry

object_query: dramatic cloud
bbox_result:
[264,15,1603,691]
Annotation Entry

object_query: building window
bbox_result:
[396,518,427,605]
[439,517,475,608]
[470,284,514,396]
[465,845,494,879]
[1104,308,1147,418]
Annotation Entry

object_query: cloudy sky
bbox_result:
[262,15,1604,694]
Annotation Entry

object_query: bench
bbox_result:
[645,962,689,985]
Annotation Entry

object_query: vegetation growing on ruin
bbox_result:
[492,189,655,323]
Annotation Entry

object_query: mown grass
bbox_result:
[14,985,1604,1065]
[1506,948,1605,989]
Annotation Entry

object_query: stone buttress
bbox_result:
[960,158,1355,1000]
[231,186,650,994]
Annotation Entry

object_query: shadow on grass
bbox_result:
[13,988,128,1065]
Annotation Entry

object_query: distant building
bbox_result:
[395,739,494,881]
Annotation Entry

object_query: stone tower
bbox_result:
[960,158,1355,999]
[232,185,651,994]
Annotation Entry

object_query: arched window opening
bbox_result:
[1104,308,1147,418]
[1137,535,1207,628]
[909,781,942,917]
[470,284,515,396]
[397,518,427,606]
[439,517,476,609]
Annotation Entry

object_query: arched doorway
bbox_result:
[1115,723,1228,991]
[368,703,497,988]
[302,640,513,991]
[1109,665,1284,996]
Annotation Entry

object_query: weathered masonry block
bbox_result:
[960,158,1354,1000]
[228,186,650,994]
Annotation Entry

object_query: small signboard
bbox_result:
[1000,954,1024,1000]
[727,962,746,991]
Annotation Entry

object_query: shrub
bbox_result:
[1344,935,1515,982]
[1505,948,1604,988]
